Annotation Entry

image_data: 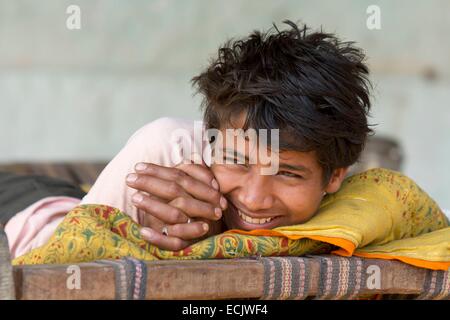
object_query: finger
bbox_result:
[165,221,209,240]
[176,162,218,190]
[126,173,190,201]
[176,175,225,211]
[133,162,227,210]
[166,164,225,209]
[132,192,189,224]
[176,163,227,210]
[141,211,165,231]
[130,163,212,201]
[179,153,220,191]
[135,163,188,182]
[169,196,222,221]
[140,227,192,251]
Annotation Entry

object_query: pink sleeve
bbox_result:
[5,196,81,259]
[80,117,205,224]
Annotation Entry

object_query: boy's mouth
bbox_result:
[238,210,275,224]
[225,200,282,230]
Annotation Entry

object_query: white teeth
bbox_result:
[238,210,273,224]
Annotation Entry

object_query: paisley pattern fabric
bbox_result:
[12,168,450,270]
[12,204,332,264]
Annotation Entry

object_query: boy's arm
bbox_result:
[81,117,224,251]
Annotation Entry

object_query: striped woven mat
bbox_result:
[259,255,450,300]
[97,257,147,300]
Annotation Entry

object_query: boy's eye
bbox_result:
[278,171,303,179]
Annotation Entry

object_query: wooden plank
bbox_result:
[40,163,77,184]
[14,263,115,300]
[67,163,93,186]
[0,163,34,175]
[67,162,106,186]
[12,258,429,300]
[145,259,264,300]
[0,162,75,182]
[0,162,106,186]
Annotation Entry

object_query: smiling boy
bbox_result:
[78,20,372,251]
[193,19,371,234]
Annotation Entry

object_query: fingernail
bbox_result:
[135,163,147,172]
[211,179,219,190]
[126,173,137,183]
[202,223,209,232]
[132,193,143,204]
[140,228,154,241]
[214,207,222,219]
[220,196,227,210]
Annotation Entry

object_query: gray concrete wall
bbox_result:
[1,0,449,208]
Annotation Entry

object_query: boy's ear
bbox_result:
[324,167,349,194]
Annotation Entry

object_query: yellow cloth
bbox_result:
[13,168,450,270]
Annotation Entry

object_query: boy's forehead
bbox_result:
[222,110,247,129]
[218,135,319,168]
[278,149,320,168]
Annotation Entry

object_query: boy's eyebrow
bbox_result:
[278,163,312,174]
[222,148,312,174]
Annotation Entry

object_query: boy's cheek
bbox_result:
[283,194,324,225]
[287,209,318,225]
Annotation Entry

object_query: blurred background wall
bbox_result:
[0,0,449,208]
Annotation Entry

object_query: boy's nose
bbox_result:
[237,173,274,211]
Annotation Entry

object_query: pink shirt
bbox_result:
[5,196,81,259]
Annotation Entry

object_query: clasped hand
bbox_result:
[126,162,227,251]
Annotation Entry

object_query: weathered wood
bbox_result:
[67,162,106,186]
[0,163,34,175]
[0,227,15,300]
[0,162,107,186]
[14,263,115,300]
[40,162,77,184]
[144,259,264,300]
[11,258,429,300]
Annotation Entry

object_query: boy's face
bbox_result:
[209,114,348,231]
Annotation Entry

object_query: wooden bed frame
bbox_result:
[0,157,447,300]
[6,255,432,300]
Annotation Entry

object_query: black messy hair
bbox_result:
[191,20,373,184]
